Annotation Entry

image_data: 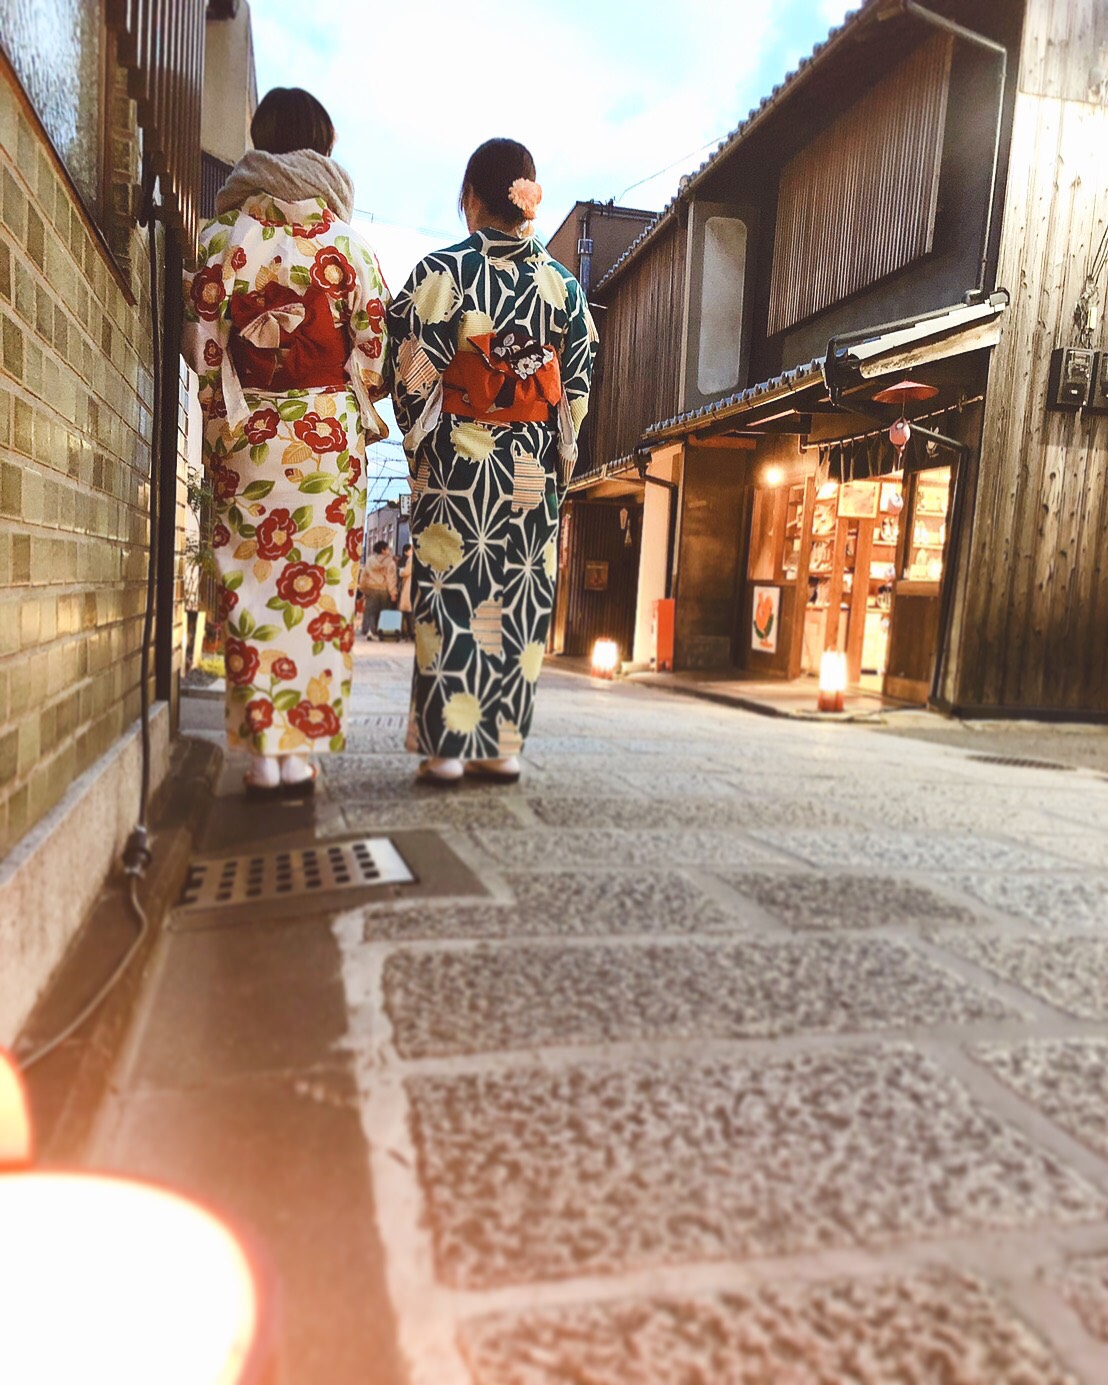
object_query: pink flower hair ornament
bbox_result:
[508,178,543,223]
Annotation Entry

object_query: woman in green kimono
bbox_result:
[388,139,596,785]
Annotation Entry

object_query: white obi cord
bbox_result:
[556,393,579,491]
[404,379,443,471]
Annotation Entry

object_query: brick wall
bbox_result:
[0,59,180,856]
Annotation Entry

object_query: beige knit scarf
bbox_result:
[215,149,355,222]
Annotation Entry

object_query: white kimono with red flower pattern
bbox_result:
[182,193,389,755]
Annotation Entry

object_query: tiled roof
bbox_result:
[640,296,1009,444]
[594,2,872,297]
[643,358,825,441]
[568,453,637,492]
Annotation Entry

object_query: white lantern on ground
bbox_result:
[818,650,847,713]
[591,639,620,679]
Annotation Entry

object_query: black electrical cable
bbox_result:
[17,882,150,1070]
[136,160,160,834]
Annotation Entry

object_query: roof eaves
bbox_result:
[594,0,876,298]
[640,295,1010,445]
[643,358,825,442]
[568,453,638,492]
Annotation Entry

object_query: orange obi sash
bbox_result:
[442,330,561,424]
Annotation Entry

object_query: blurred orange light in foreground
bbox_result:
[0,1048,32,1168]
[0,1173,259,1384]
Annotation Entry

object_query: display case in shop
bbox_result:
[905,466,951,584]
[749,462,953,693]
[861,480,903,676]
[780,483,807,581]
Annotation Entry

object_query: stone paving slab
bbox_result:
[460,1269,1077,1385]
[321,754,436,797]
[722,871,985,931]
[1052,1252,1108,1343]
[529,794,851,830]
[941,934,1108,1018]
[749,828,1068,874]
[323,752,639,802]
[406,1045,1105,1289]
[342,798,523,831]
[383,938,1015,1059]
[359,870,743,942]
[470,827,786,872]
[341,729,415,754]
[1031,834,1108,870]
[834,795,1055,837]
[524,735,624,757]
[942,875,1108,930]
[613,768,753,798]
[974,1039,1108,1159]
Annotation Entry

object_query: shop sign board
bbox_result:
[752,584,780,653]
[584,561,609,592]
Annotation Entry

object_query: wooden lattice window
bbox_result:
[768,34,953,336]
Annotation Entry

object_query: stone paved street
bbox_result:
[99,643,1108,1384]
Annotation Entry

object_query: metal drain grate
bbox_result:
[970,755,1075,772]
[178,837,414,911]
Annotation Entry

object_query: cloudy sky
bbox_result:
[249,0,854,503]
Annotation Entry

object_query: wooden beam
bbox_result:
[687,435,759,450]
[731,414,814,435]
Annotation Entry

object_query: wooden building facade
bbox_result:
[560,0,1108,718]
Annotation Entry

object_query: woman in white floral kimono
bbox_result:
[388,139,595,785]
[182,88,389,794]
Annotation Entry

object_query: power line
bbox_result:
[351,205,458,242]
[615,131,730,202]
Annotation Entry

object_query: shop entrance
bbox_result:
[746,463,954,703]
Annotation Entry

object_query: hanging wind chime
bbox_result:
[872,378,940,468]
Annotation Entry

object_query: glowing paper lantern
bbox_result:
[818,650,847,713]
[591,639,620,679]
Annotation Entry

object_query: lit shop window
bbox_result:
[905,466,951,582]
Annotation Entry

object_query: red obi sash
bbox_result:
[442,330,561,424]
[228,282,348,391]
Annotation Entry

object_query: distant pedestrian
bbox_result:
[182,87,390,795]
[398,543,414,639]
[360,540,398,638]
[388,138,596,786]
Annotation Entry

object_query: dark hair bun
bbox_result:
[460,138,536,222]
